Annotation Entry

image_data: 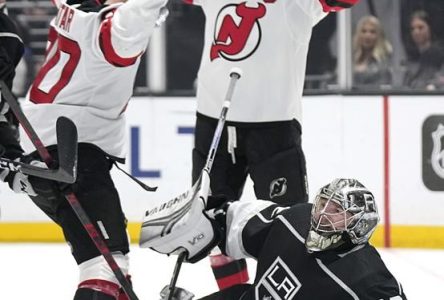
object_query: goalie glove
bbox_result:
[139,171,222,263]
[318,0,359,12]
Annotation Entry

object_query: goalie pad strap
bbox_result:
[78,279,120,298]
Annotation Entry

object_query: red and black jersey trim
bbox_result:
[99,11,141,67]
[318,0,357,12]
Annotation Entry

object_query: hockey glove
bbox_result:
[0,157,42,196]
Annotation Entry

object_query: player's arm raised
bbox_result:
[98,0,168,65]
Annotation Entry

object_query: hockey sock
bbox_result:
[210,254,249,290]
[74,279,120,300]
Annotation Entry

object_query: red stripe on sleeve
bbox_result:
[99,15,140,67]
[183,0,194,4]
[318,0,358,12]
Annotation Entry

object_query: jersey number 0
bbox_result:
[30,31,81,104]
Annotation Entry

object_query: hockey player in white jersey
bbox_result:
[17,0,167,299]
[187,0,359,290]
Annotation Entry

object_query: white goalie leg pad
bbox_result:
[78,253,129,285]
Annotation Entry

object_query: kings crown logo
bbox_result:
[422,116,444,191]
[431,124,444,179]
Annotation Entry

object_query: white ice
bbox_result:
[0,243,442,299]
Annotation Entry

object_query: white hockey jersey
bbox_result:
[189,0,330,123]
[22,0,166,159]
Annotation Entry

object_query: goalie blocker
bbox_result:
[140,170,221,263]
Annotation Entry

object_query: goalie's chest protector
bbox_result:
[23,3,141,159]
[195,0,326,123]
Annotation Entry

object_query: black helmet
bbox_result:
[305,178,379,252]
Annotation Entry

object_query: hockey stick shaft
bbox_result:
[204,70,241,173]
[0,81,139,300]
[166,69,242,297]
[166,251,186,300]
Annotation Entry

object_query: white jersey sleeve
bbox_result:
[224,200,275,260]
[295,0,328,26]
[105,0,167,58]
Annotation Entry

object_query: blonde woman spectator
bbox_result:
[403,10,444,90]
[353,15,393,89]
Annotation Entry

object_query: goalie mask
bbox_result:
[305,178,379,252]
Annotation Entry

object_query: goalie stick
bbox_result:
[156,68,243,300]
[0,80,139,300]
[0,116,78,183]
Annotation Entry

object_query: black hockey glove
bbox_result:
[0,122,23,160]
[206,195,233,255]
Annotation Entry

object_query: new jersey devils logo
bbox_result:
[431,123,444,179]
[210,2,266,61]
[270,177,287,199]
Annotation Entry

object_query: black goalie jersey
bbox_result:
[218,201,407,300]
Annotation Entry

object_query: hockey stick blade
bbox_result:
[54,116,78,183]
[0,117,77,183]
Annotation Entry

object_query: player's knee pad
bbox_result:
[250,146,308,205]
[78,253,129,286]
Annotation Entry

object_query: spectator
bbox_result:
[429,65,444,90]
[403,10,444,90]
[352,15,393,89]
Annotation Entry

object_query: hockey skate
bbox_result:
[159,285,194,300]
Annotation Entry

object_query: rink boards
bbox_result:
[0,95,443,248]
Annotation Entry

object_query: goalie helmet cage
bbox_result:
[0,80,139,300]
